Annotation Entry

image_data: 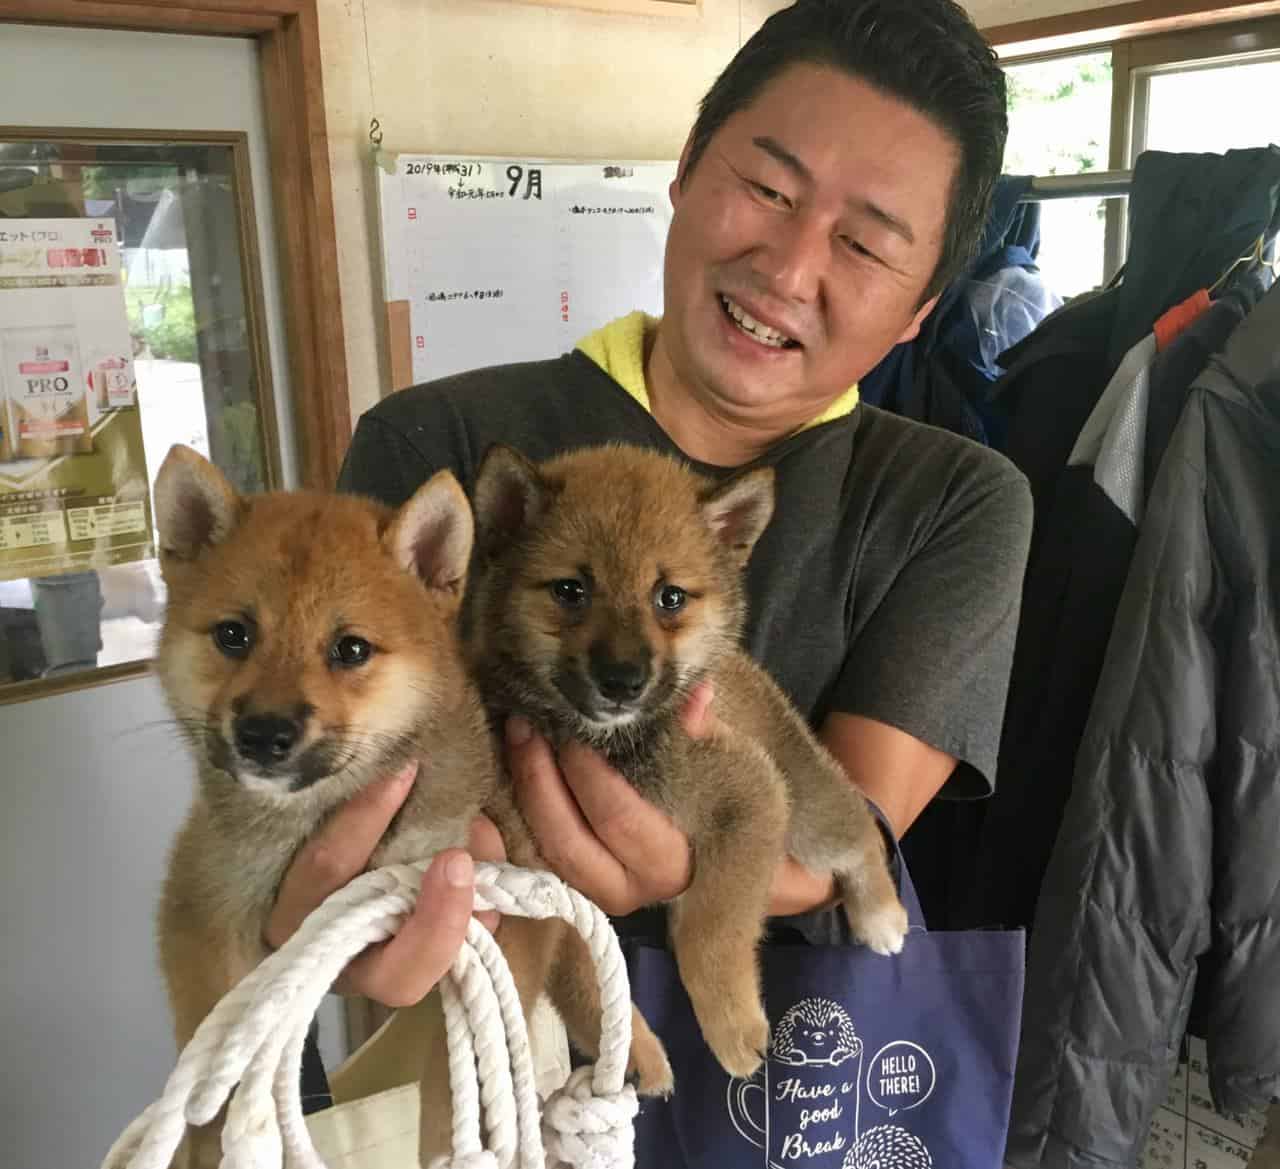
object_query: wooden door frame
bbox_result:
[0,0,351,490]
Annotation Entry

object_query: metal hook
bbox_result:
[1209,233,1266,295]
[369,117,383,148]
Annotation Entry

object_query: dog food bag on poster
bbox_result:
[1,326,95,458]
[89,353,134,411]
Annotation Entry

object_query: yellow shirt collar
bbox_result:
[575,310,860,429]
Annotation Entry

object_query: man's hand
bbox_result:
[506,681,837,919]
[504,686,716,916]
[264,762,506,1008]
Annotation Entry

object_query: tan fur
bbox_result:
[466,443,909,1080]
[152,444,668,1169]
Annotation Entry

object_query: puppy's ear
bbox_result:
[699,467,775,566]
[385,469,474,601]
[472,444,548,552]
[153,444,242,563]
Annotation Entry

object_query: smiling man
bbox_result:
[267,0,1032,1017]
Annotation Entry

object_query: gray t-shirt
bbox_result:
[339,350,1032,802]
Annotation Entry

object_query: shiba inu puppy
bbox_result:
[151,445,493,1166]
[151,445,670,1168]
[466,443,909,1079]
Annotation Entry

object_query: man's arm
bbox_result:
[764,715,956,916]
[819,713,956,841]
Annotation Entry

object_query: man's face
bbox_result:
[659,63,960,423]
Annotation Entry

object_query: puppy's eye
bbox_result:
[655,584,687,613]
[213,620,252,658]
[550,579,587,608]
[330,635,374,668]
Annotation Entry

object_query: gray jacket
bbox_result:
[1006,280,1280,1168]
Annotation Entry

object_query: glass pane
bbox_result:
[0,135,272,688]
[1035,197,1110,300]
[1143,57,1280,154]
[1004,51,1114,177]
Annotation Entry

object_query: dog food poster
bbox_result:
[376,154,676,386]
[0,218,153,582]
[1138,1038,1269,1168]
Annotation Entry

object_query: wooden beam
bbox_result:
[0,0,278,33]
[984,0,1280,56]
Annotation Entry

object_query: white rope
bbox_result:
[99,862,638,1169]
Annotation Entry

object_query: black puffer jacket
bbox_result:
[1005,280,1280,1168]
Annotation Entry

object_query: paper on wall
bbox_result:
[376,154,676,385]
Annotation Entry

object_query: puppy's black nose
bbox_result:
[234,714,301,767]
[591,656,650,703]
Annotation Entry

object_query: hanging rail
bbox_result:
[1021,170,1133,201]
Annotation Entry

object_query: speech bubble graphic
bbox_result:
[867,1042,936,1117]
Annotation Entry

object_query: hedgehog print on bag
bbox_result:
[771,997,863,1068]
[843,1124,933,1169]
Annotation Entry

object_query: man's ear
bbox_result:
[699,467,776,567]
[670,130,696,205]
[896,291,941,346]
[153,444,242,563]
[472,444,549,554]
[385,470,474,600]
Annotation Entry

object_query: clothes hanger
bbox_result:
[1209,234,1267,295]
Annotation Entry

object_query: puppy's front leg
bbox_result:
[668,737,789,1080]
[160,916,257,1169]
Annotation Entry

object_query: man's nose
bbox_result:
[754,213,829,302]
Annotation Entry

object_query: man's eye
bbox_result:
[839,234,876,261]
[330,635,374,668]
[213,620,252,658]
[752,181,788,206]
[551,579,588,608]
[655,584,687,613]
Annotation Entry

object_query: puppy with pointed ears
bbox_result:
[150,445,671,1168]
[151,445,494,1167]
[465,443,909,1080]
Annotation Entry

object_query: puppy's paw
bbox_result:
[851,896,909,956]
[628,1007,675,1097]
[702,1002,770,1080]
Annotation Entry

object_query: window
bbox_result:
[0,131,277,696]
[1129,27,1280,155]
[999,17,1280,300]
[1004,50,1115,298]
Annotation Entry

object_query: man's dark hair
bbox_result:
[685,0,1008,301]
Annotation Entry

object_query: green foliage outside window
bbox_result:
[1004,53,1113,177]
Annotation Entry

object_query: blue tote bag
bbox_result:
[624,846,1024,1169]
